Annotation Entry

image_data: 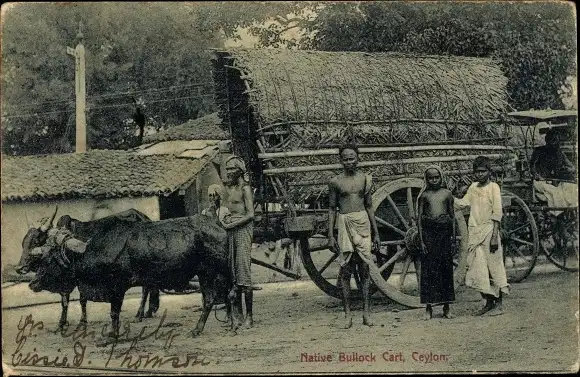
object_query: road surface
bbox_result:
[2,267,578,375]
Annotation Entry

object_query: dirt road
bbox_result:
[2,268,578,375]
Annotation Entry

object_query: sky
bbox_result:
[223,8,317,48]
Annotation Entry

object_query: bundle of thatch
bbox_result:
[212,49,512,205]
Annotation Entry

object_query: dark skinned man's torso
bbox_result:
[330,172,368,214]
[420,189,454,219]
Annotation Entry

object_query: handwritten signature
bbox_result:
[11,314,86,368]
[11,311,211,370]
[103,309,210,369]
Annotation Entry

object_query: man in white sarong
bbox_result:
[455,156,509,316]
[530,128,578,216]
[328,145,380,329]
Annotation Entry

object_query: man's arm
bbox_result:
[417,194,426,253]
[328,180,338,251]
[446,191,456,253]
[453,184,472,211]
[223,185,255,229]
[364,185,380,251]
[490,183,502,252]
[530,148,541,180]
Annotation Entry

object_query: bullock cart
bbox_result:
[501,110,578,274]
[211,49,536,308]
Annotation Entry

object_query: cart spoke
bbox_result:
[413,258,421,295]
[319,253,339,274]
[378,246,407,273]
[510,236,534,247]
[508,222,531,236]
[514,245,532,260]
[375,216,406,237]
[407,187,416,226]
[386,194,409,230]
[398,254,413,290]
[381,240,406,246]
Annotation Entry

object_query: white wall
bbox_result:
[185,162,223,216]
[1,196,159,271]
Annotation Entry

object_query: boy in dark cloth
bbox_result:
[417,165,456,320]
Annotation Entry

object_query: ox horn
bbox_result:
[40,206,58,232]
[49,205,59,226]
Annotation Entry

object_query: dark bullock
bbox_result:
[16,208,159,329]
[29,213,236,337]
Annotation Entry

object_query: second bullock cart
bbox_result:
[211,49,541,308]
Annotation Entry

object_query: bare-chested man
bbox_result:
[222,155,255,329]
[328,145,380,329]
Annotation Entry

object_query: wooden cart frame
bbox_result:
[210,49,575,308]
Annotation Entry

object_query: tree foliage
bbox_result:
[1,3,221,155]
[246,2,577,112]
[2,2,576,156]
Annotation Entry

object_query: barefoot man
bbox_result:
[222,155,255,329]
[328,145,380,328]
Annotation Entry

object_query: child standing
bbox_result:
[417,165,456,320]
[202,184,232,226]
[454,156,509,316]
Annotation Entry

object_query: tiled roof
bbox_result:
[1,149,218,202]
[143,112,229,143]
[135,140,220,157]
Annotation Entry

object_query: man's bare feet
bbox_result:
[423,305,433,321]
[442,304,454,319]
[243,316,254,329]
[341,316,353,329]
[474,302,494,316]
[363,315,374,327]
[485,304,504,316]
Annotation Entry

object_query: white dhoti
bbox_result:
[336,211,373,267]
[533,181,578,216]
[465,223,509,298]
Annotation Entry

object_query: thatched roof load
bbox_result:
[215,49,508,135]
[212,49,511,204]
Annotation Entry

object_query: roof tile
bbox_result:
[1,149,217,202]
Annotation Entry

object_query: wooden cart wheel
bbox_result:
[370,178,468,308]
[500,190,540,282]
[299,177,467,305]
[541,208,579,272]
[369,178,423,307]
[299,235,367,299]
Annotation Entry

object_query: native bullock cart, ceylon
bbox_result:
[211,48,542,308]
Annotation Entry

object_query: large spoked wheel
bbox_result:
[541,208,579,272]
[299,235,369,299]
[501,190,540,283]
